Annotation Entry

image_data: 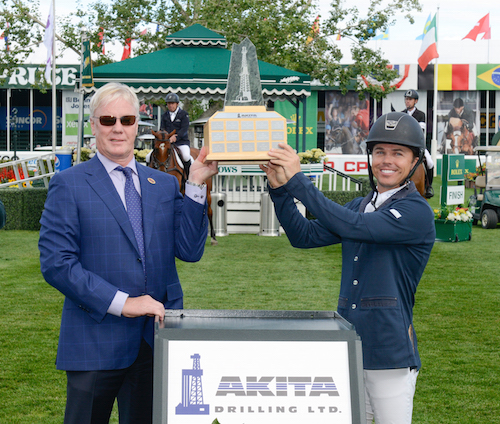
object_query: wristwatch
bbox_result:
[186,180,207,189]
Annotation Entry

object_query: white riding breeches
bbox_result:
[364,368,419,424]
[176,144,193,164]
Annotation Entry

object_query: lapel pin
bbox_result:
[148,178,156,184]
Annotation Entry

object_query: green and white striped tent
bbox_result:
[87,24,311,102]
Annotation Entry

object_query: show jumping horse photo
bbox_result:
[410,162,427,199]
[148,129,218,246]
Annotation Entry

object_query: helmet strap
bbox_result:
[402,148,425,186]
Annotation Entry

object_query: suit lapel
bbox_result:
[84,156,140,254]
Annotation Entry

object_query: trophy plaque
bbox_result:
[204,38,287,163]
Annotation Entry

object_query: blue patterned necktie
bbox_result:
[116,166,145,272]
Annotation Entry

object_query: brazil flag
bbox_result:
[477,64,500,90]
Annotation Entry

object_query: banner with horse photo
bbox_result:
[437,91,479,156]
[323,91,370,155]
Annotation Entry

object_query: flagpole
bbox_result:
[76,30,86,165]
[431,7,439,177]
[51,0,56,153]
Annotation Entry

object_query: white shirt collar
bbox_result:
[97,151,138,175]
[365,184,407,213]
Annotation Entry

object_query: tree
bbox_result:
[0,0,422,100]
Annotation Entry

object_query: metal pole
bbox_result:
[30,89,34,151]
[486,90,490,146]
[51,0,57,153]
[431,7,439,177]
[76,31,86,165]
[302,96,307,152]
[6,88,10,152]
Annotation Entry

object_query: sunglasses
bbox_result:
[93,115,137,126]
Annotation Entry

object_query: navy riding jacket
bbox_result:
[269,172,435,370]
[160,109,190,146]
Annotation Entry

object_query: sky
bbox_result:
[28,0,500,65]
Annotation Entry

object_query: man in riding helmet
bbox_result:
[260,112,435,424]
[160,93,193,177]
[401,89,435,198]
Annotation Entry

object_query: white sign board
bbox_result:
[446,185,465,205]
[164,340,353,424]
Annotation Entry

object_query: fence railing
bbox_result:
[212,163,363,202]
[0,153,55,189]
[319,165,364,192]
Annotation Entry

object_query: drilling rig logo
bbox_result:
[175,353,210,415]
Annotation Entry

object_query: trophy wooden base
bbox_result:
[204,106,287,163]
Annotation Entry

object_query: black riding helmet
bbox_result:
[404,89,419,100]
[165,93,180,103]
[365,112,425,192]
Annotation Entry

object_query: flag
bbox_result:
[43,1,55,83]
[437,64,476,90]
[415,13,431,40]
[373,27,389,40]
[121,38,131,60]
[97,27,105,54]
[477,64,500,90]
[82,38,94,87]
[306,15,320,44]
[418,13,438,71]
[1,22,10,51]
[336,32,341,41]
[140,28,147,36]
[360,64,411,89]
[462,13,491,41]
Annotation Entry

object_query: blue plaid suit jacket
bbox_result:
[39,156,208,371]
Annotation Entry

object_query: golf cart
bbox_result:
[468,146,500,229]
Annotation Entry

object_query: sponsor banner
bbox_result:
[0,106,61,131]
[446,154,465,181]
[166,340,352,424]
[274,92,318,151]
[62,94,92,146]
[0,64,79,89]
[325,155,369,175]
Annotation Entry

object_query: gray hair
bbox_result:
[89,82,139,117]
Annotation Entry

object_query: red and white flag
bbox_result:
[43,1,54,83]
[98,27,105,54]
[418,13,439,71]
[462,13,491,41]
[121,38,131,60]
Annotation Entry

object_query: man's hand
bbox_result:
[189,146,219,185]
[170,134,178,143]
[259,143,301,188]
[122,295,165,323]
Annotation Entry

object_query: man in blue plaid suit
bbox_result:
[39,82,218,424]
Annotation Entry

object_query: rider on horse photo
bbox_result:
[160,93,194,178]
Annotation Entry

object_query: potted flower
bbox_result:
[297,148,326,180]
[134,149,152,164]
[298,148,327,164]
[464,171,476,188]
[434,206,473,242]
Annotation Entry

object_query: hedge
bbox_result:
[0,188,48,231]
[306,177,372,220]
[0,177,373,230]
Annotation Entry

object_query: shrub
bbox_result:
[0,188,48,230]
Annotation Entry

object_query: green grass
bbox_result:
[1,180,499,423]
